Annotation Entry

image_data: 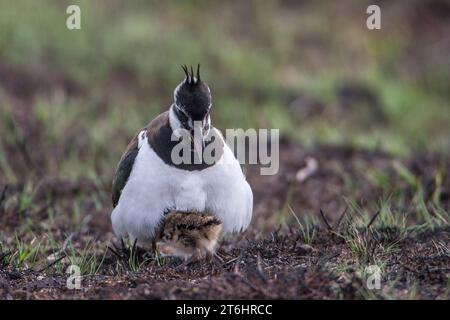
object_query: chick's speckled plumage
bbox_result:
[156,211,222,260]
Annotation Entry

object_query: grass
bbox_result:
[288,205,318,245]
[0,2,449,190]
[0,1,448,299]
[11,235,42,270]
[390,161,449,230]
[285,189,448,288]
[66,239,106,276]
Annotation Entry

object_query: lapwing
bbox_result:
[156,211,222,260]
[111,65,253,250]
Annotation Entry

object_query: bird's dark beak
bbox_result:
[192,122,204,157]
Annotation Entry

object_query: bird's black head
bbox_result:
[173,64,211,123]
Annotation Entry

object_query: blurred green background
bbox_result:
[0,0,449,186]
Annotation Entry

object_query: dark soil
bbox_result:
[0,140,449,300]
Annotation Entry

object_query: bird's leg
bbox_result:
[174,256,193,270]
[192,248,205,262]
[205,251,214,263]
[213,251,224,263]
[174,249,202,270]
[151,238,157,256]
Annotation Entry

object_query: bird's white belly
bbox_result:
[111,134,253,244]
[171,174,207,212]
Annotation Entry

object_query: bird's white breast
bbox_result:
[111,129,253,245]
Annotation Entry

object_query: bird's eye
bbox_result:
[175,105,191,128]
[180,109,188,118]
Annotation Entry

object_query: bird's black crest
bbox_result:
[181,64,201,85]
[175,64,211,121]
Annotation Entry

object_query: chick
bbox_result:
[156,211,222,260]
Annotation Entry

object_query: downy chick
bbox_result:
[156,211,222,260]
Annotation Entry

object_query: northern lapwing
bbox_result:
[111,65,253,250]
[156,211,222,260]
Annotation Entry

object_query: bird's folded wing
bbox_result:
[111,131,141,207]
